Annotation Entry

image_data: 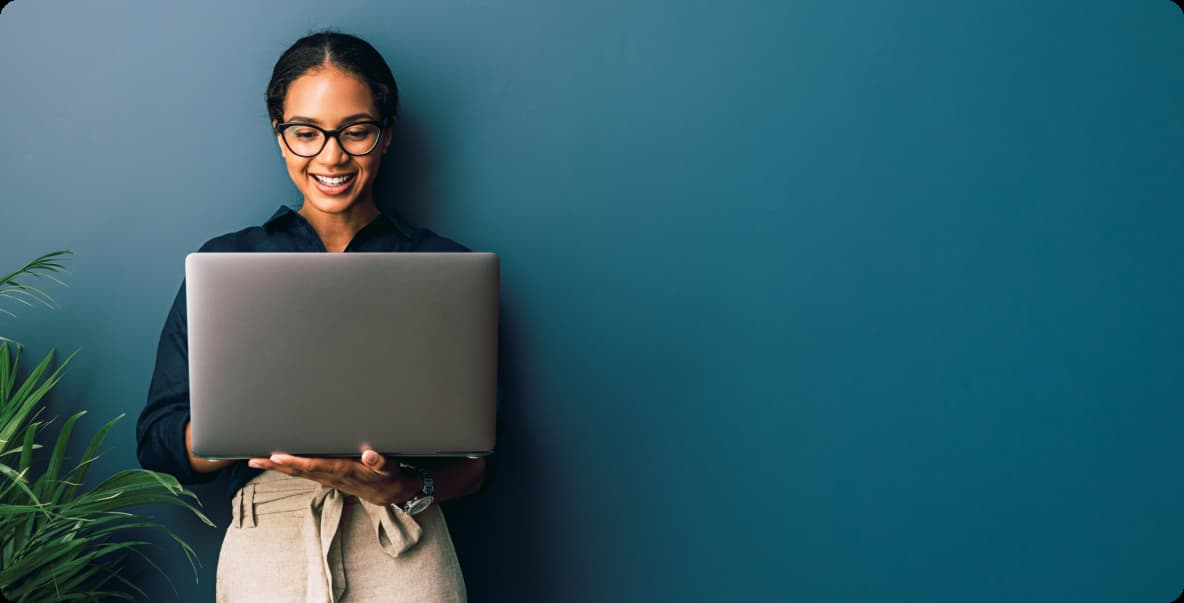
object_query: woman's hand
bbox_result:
[247,449,420,506]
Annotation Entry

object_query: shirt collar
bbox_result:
[263,204,413,239]
[263,204,300,229]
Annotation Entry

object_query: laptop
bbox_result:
[185,252,498,459]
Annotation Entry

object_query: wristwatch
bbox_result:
[398,464,434,515]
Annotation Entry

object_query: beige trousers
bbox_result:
[216,470,466,603]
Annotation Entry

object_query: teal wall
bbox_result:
[3,1,1183,601]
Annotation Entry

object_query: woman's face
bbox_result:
[275,65,392,218]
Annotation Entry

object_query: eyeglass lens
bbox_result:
[282,124,382,157]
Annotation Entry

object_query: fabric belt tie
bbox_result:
[305,486,424,603]
[231,480,424,603]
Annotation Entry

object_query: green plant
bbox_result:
[0,251,214,602]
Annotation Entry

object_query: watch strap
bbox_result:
[398,464,434,515]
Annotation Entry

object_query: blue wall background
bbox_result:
[2,1,1183,601]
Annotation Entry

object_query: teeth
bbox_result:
[314,174,354,186]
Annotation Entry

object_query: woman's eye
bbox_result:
[343,128,372,140]
[285,126,319,139]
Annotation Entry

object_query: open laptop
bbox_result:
[185,252,498,459]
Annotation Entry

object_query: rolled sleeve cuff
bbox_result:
[138,411,217,486]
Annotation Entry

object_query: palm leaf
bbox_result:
[16,422,38,475]
[0,250,71,279]
[0,443,42,460]
[0,250,72,293]
[0,251,72,347]
[7,542,141,601]
[33,410,85,501]
[0,349,76,458]
[56,413,121,505]
[0,349,56,451]
[0,463,47,516]
[11,421,44,566]
[0,343,12,404]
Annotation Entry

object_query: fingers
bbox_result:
[251,454,351,491]
[245,452,398,503]
[248,454,332,476]
[268,454,353,475]
[250,454,377,482]
[359,447,391,475]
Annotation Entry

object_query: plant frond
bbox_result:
[0,251,210,601]
[0,251,72,319]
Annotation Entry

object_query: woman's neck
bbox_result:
[299,200,381,252]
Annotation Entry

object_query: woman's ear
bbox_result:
[382,117,396,155]
[273,121,286,156]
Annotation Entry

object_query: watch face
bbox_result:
[407,496,434,516]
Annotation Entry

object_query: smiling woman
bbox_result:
[265,33,397,252]
[135,31,484,602]
[272,67,390,250]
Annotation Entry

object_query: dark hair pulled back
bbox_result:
[266,31,399,127]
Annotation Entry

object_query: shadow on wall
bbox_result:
[375,111,437,229]
[443,304,556,601]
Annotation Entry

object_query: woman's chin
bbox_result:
[300,194,376,218]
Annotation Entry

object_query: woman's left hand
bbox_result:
[247,449,419,506]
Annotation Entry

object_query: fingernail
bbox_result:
[270,454,285,464]
[248,460,262,469]
[363,450,378,465]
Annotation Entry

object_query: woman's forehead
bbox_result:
[283,66,379,123]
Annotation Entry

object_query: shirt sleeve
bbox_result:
[135,280,218,485]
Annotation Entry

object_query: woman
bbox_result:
[136,32,484,602]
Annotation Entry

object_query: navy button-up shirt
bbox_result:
[136,205,470,499]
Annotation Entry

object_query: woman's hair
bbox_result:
[266,31,399,125]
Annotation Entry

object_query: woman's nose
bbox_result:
[317,134,349,164]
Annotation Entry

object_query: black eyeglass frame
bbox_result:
[274,119,389,158]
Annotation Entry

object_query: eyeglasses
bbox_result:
[275,120,386,157]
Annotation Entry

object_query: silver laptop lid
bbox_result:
[185,252,498,459]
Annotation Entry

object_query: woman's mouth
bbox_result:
[311,173,357,195]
